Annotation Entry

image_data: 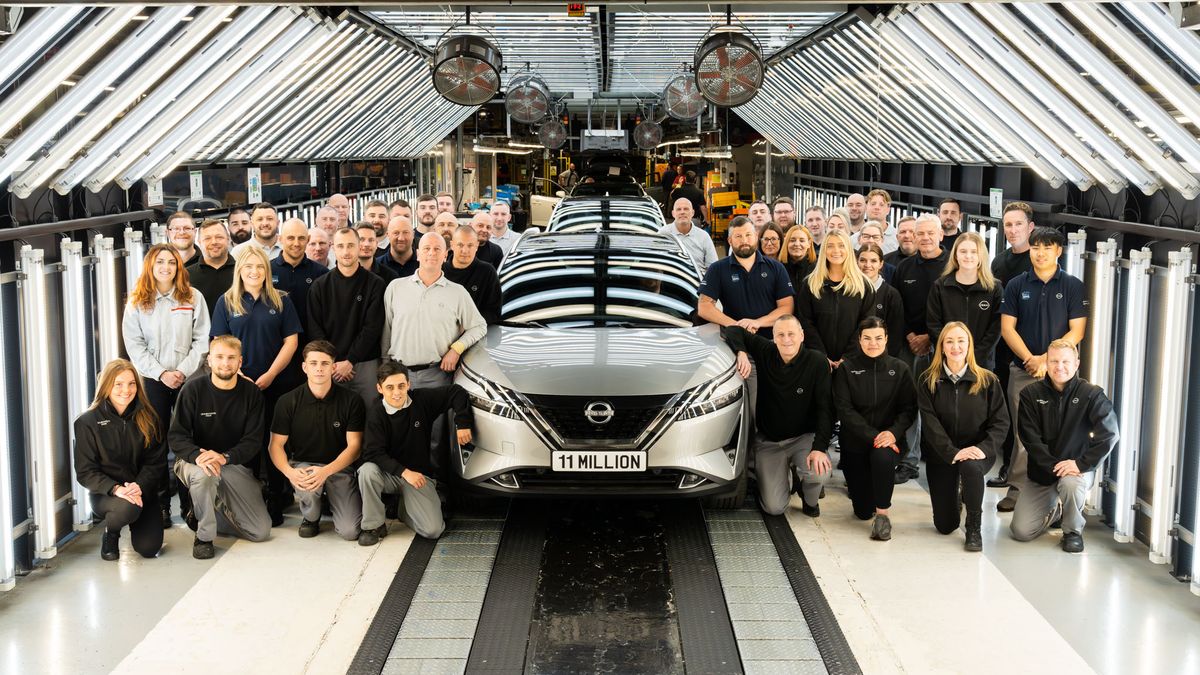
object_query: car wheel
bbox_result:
[703,471,748,510]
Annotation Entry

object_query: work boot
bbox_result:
[298,518,320,538]
[358,525,388,547]
[100,530,120,561]
[192,538,215,560]
[161,505,173,529]
[800,501,821,518]
[964,512,983,552]
[996,491,1017,512]
[1062,532,1085,553]
[986,466,1010,488]
[870,514,892,541]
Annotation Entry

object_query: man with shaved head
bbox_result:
[433,212,459,247]
[489,200,519,255]
[444,226,502,324]
[377,215,417,279]
[845,193,866,233]
[306,227,331,267]
[271,218,328,328]
[657,197,717,271]
[469,212,504,269]
[328,193,351,229]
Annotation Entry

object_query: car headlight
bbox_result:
[672,365,743,420]
[677,386,742,420]
[462,366,524,420]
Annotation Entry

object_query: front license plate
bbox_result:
[552,451,646,472]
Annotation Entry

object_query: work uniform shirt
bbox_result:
[491,229,519,255]
[122,289,210,381]
[382,273,487,367]
[186,258,235,319]
[168,376,265,466]
[271,383,366,465]
[307,265,386,365]
[833,351,918,455]
[658,222,718,270]
[362,386,473,478]
[271,255,328,328]
[210,292,303,380]
[1018,375,1119,486]
[991,247,1032,285]
[73,400,166,496]
[377,250,419,279]
[443,259,502,325]
[894,249,948,338]
[699,252,794,339]
[1000,268,1087,366]
[232,238,283,261]
[476,240,505,270]
[917,368,1010,465]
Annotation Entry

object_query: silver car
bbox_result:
[453,230,749,506]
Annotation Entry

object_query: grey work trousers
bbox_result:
[358,462,446,539]
[343,358,381,407]
[291,461,362,540]
[755,432,826,516]
[1004,364,1040,503]
[175,460,271,543]
[1011,472,1095,540]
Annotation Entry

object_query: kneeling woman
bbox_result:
[73,359,167,560]
[918,322,1009,552]
[833,318,917,540]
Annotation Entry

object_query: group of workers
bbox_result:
[75,183,1118,564]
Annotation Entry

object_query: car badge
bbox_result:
[584,400,614,425]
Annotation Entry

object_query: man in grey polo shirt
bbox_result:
[658,197,718,271]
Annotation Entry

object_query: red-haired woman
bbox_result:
[73,359,167,560]
[122,243,210,528]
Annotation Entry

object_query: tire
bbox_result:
[703,471,748,510]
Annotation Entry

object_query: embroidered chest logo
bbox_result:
[731,274,741,283]
[1072,398,1079,404]
[268,309,277,315]
[978,300,991,311]
[1036,399,1049,405]
[306,278,313,284]
[1056,292,1064,299]
[1021,291,1032,300]
[888,370,896,376]
[471,285,479,292]
[200,412,217,418]
[850,369,866,375]
[796,387,805,394]
[356,295,364,302]
[760,271,768,278]
[414,420,421,428]
[876,303,883,310]
[903,279,916,284]
[98,420,110,426]
[333,421,342,428]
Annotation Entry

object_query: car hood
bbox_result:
[461,324,736,396]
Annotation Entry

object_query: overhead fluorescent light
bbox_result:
[679,145,732,159]
[473,142,532,155]
[508,140,544,149]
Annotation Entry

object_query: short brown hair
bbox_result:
[772,196,794,208]
[365,199,388,211]
[866,188,891,205]
[302,339,337,361]
[198,219,226,234]
[1003,201,1034,222]
[210,334,242,353]
[167,211,193,227]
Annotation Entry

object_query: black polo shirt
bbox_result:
[476,240,505,269]
[210,292,304,380]
[186,257,235,319]
[271,382,366,464]
[377,250,418,279]
[894,248,948,336]
[699,252,794,337]
[271,255,328,328]
[991,247,1032,286]
[1001,268,1087,365]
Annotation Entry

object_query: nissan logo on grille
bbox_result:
[584,400,615,425]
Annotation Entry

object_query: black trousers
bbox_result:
[926,456,995,535]
[91,493,164,558]
[841,447,900,520]
[995,346,1016,470]
[143,377,183,511]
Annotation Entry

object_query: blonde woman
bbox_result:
[780,225,817,290]
[122,243,209,527]
[826,207,852,235]
[794,230,874,368]
[918,323,1009,552]
[73,359,166,560]
[926,231,1003,368]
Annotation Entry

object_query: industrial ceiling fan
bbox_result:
[537,118,567,149]
[506,71,552,124]
[633,116,664,150]
[431,20,503,106]
[693,10,765,107]
[662,74,705,121]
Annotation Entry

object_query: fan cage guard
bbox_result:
[506,72,553,124]
[693,27,764,107]
[538,120,567,149]
[633,121,664,150]
[662,74,705,121]
[431,32,504,106]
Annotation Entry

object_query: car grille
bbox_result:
[514,469,683,491]
[522,393,675,443]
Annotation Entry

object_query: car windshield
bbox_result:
[500,247,699,328]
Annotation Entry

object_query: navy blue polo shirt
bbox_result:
[1001,268,1087,365]
[271,256,328,326]
[699,253,794,335]
[377,251,418,279]
[210,292,304,380]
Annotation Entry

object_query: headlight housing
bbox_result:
[462,366,524,420]
[673,365,743,420]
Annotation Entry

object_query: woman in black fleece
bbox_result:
[856,243,905,357]
[926,232,1004,369]
[833,318,917,541]
[918,322,1010,552]
[794,230,874,369]
[73,359,167,561]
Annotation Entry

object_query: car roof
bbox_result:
[548,197,666,235]
[501,231,700,282]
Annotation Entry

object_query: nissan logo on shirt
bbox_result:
[978,300,991,310]
[333,421,341,428]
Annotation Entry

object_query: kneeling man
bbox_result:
[358,360,474,544]
[1011,340,1118,552]
[169,335,271,559]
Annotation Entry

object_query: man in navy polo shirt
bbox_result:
[271,218,328,330]
[697,216,795,418]
[998,226,1088,512]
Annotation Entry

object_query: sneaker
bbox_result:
[192,538,215,560]
[1062,532,1084,553]
[801,501,821,518]
[100,530,120,561]
[298,519,320,538]
[870,514,892,541]
[996,495,1017,512]
[357,525,388,547]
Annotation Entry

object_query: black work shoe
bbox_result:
[801,501,821,518]
[161,506,173,529]
[268,504,284,528]
[192,538,215,560]
[1062,532,1084,553]
[964,512,983,552]
[870,515,892,541]
[298,519,320,538]
[986,466,1010,488]
[790,465,804,496]
[358,525,388,547]
[185,509,198,532]
[996,495,1017,512]
[101,530,120,561]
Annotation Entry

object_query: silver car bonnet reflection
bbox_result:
[462,323,734,396]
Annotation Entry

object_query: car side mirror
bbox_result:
[526,226,542,235]
[555,190,566,198]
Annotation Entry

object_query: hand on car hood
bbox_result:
[461,324,737,396]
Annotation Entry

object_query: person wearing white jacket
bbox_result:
[122,243,210,528]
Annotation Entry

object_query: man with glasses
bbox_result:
[168,212,200,265]
[771,198,797,231]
